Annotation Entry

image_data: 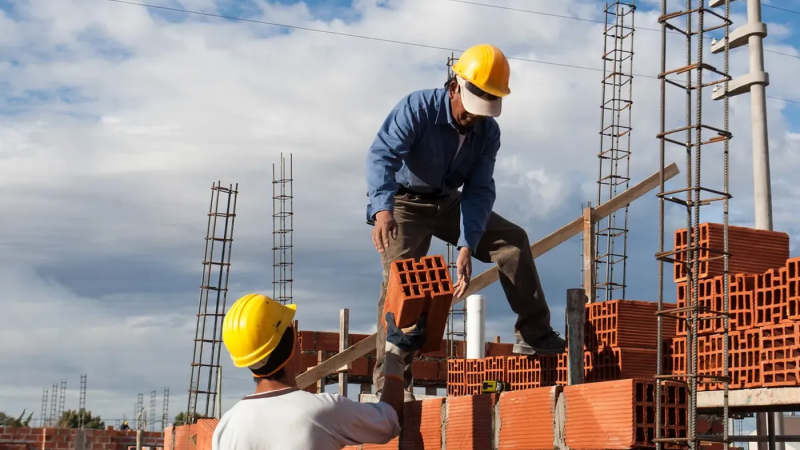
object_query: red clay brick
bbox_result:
[587,347,658,382]
[760,322,800,387]
[400,398,444,450]
[411,360,439,381]
[564,378,686,449]
[755,268,788,326]
[498,386,558,450]
[383,255,454,353]
[673,223,789,282]
[483,356,507,382]
[506,355,542,391]
[445,394,496,450]
[586,300,677,349]
[465,359,487,395]
[447,359,465,397]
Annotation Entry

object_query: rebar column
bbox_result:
[79,375,87,430]
[273,153,294,305]
[40,389,48,428]
[444,53,466,359]
[49,382,58,427]
[57,380,66,428]
[162,387,170,431]
[595,0,635,303]
[187,181,238,422]
[654,2,733,450]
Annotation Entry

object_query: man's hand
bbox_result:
[453,247,472,298]
[385,312,427,357]
[372,211,398,254]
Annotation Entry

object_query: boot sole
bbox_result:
[513,343,567,355]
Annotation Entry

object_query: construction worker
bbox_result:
[212,293,428,450]
[365,43,567,397]
[119,421,130,431]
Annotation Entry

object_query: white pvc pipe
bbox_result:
[466,295,486,359]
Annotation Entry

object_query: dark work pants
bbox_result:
[372,190,553,393]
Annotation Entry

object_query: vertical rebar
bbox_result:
[40,389,48,428]
[444,53,466,359]
[722,0,732,448]
[79,375,87,430]
[596,0,635,303]
[656,1,732,448]
[57,379,66,428]
[162,387,170,431]
[273,153,294,305]
[49,382,58,427]
[136,393,143,430]
[149,391,156,432]
[187,182,238,422]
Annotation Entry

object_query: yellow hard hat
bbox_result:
[222,293,297,368]
[452,44,511,98]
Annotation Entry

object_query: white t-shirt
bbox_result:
[211,387,401,450]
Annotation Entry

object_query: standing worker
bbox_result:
[365,43,566,398]
[212,293,428,450]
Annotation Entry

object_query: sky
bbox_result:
[1,0,799,432]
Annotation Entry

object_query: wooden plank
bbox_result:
[583,207,595,303]
[566,288,587,385]
[295,162,681,390]
[448,161,680,307]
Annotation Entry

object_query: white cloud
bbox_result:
[0,0,798,424]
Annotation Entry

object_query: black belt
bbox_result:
[396,185,444,199]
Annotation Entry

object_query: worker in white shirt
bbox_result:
[211,293,428,450]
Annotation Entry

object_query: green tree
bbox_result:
[57,409,105,429]
[0,410,33,427]
[173,412,209,426]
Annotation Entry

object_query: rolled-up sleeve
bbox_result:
[365,97,424,223]
[327,396,401,446]
[458,126,499,254]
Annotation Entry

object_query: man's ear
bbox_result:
[448,81,457,99]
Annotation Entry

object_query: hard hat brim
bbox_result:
[458,76,502,118]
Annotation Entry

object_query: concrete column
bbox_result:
[747,0,773,230]
[466,295,486,359]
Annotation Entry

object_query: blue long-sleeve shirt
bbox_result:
[365,87,500,254]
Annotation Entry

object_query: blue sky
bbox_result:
[0,0,798,435]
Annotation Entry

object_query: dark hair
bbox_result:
[444,74,456,89]
[250,326,295,382]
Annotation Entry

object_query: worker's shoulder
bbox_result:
[480,116,500,136]
[394,88,446,115]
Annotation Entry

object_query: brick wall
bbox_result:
[1,426,163,450]
[185,380,688,450]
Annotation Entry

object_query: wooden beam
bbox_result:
[583,207,595,303]
[448,161,680,308]
[295,162,681,390]
[566,289,587,385]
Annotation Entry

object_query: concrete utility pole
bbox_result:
[711,0,773,230]
[711,0,776,445]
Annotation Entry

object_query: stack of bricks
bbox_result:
[664,222,796,390]
[299,328,517,393]
[447,299,678,395]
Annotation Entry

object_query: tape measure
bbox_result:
[481,380,510,394]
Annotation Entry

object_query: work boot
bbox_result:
[513,330,567,355]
